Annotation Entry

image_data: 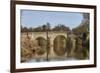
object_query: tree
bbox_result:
[52,24,71,31]
[28,27,33,32]
[42,22,51,31]
[46,22,51,30]
[33,26,42,31]
[21,26,29,32]
[42,25,47,31]
[72,13,89,34]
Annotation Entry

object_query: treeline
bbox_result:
[72,13,89,35]
[21,22,71,33]
[72,22,89,35]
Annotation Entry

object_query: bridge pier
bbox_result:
[48,37,57,59]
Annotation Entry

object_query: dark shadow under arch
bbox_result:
[53,35,67,56]
[35,37,47,55]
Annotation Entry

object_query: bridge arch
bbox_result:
[35,37,47,55]
[53,35,67,56]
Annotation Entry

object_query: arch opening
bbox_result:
[35,37,47,55]
[53,35,67,56]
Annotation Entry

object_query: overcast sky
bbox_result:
[21,10,83,29]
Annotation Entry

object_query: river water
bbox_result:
[24,57,78,63]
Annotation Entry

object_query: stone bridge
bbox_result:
[21,31,76,60]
